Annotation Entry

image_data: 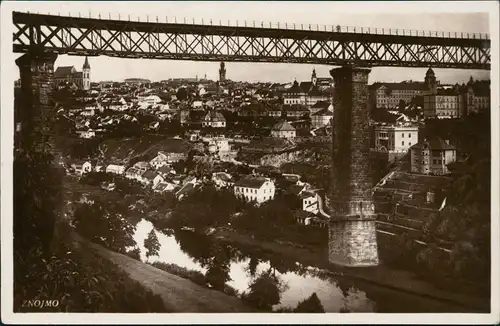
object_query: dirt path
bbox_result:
[74,233,255,313]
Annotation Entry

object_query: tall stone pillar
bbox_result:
[328,66,379,267]
[15,52,58,152]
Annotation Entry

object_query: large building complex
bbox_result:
[283,69,331,106]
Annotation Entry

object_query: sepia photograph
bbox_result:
[1,0,498,324]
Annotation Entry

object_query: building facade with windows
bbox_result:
[374,124,419,153]
[234,177,276,204]
[410,138,456,175]
[283,69,331,106]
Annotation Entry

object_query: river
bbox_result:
[131,219,470,313]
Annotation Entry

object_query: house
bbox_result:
[106,164,126,175]
[153,181,177,193]
[202,111,226,128]
[234,176,276,204]
[212,172,234,188]
[72,161,92,176]
[311,105,334,128]
[125,167,147,183]
[374,124,419,153]
[271,120,296,139]
[410,138,456,175]
[175,182,196,200]
[133,161,150,171]
[300,191,319,214]
[142,170,162,186]
[149,152,170,169]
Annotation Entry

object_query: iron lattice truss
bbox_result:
[13,12,491,69]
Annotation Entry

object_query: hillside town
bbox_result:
[14,56,491,232]
[14,55,491,314]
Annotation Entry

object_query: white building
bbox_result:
[202,111,226,128]
[301,191,319,214]
[374,124,419,153]
[106,164,126,175]
[149,152,170,169]
[72,161,92,176]
[234,177,275,204]
[271,121,296,139]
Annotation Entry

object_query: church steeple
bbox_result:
[219,61,226,82]
[82,56,91,91]
[311,68,317,86]
[83,56,90,70]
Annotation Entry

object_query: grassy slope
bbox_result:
[74,233,255,313]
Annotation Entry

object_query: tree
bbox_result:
[176,87,189,101]
[73,202,136,254]
[294,292,325,313]
[144,229,161,260]
[243,271,283,311]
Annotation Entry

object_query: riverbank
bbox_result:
[73,231,256,312]
[212,227,489,312]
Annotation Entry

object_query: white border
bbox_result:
[1,1,499,324]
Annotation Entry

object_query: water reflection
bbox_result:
[132,219,376,312]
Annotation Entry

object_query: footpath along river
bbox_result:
[132,219,480,313]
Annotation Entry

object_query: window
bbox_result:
[409,133,411,138]
[402,134,404,138]
[402,141,404,146]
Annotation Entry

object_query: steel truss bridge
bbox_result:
[13,11,490,69]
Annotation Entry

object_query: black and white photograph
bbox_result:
[1,1,498,324]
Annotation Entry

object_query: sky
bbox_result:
[7,1,493,84]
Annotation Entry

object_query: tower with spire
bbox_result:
[311,68,317,86]
[424,67,437,94]
[219,61,226,83]
[82,56,91,91]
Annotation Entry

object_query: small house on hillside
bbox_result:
[271,120,296,139]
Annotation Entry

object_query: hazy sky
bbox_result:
[7,1,493,84]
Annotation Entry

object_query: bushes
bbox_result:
[14,146,171,312]
[73,202,136,254]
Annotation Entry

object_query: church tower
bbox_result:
[219,61,226,83]
[424,67,437,95]
[311,68,317,86]
[82,56,91,91]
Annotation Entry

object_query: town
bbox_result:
[10,4,493,314]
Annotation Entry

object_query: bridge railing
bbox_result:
[42,11,490,40]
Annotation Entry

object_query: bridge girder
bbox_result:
[13,12,491,69]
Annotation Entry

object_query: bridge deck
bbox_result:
[13,12,491,69]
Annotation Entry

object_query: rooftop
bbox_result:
[234,176,270,189]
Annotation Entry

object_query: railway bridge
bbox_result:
[13,11,491,267]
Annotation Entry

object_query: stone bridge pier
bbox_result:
[328,66,379,267]
[15,51,58,152]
